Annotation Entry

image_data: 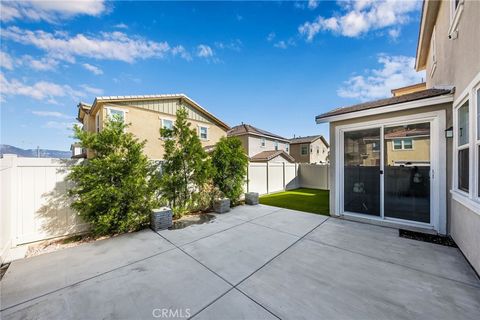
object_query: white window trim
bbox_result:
[448,0,464,38]
[198,125,209,141]
[260,138,266,148]
[451,72,480,211]
[95,113,100,133]
[392,138,414,151]
[161,118,174,129]
[430,25,437,77]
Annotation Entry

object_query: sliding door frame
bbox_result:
[335,110,447,233]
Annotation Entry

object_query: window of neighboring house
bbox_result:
[199,126,208,140]
[430,26,437,77]
[449,0,464,37]
[316,146,320,154]
[261,138,266,147]
[301,145,308,155]
[457,100,469,192]
[286,145,289,153]
[393,139,413,150]
[160,119,173,139]
[95,113,100,133]
[274,141,278,151]
[107,108,126,122]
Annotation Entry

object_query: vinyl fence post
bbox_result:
[282,162,286,190]
[266,162,269,194]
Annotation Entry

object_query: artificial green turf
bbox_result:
[259,188,329,215]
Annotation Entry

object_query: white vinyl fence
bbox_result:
[1,155,88,262]
[245,162,329,195]
[0,155,330,263]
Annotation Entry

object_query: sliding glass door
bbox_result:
[384,123,431,223]
[344,128,381,216]
[343,122,431,224]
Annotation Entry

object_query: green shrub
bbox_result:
[160,108,212,217]
[67,117,160,235]
[211,137,248,205]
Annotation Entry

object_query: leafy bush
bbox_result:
[68,117,160,235]
[211,137,248,204]
[160,107,212,217]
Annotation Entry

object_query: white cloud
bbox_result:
[171,45,192,61]
[43,121,76,132]
[388,27,401,40]
[273,38,296,49]
[337,55,425,101]
[1,0,107,23]
[308,0,319,10]
[82,63,103,75]
[214,39,242,52]
[114,23,128,29]
[80,84,104,96]
[0,51,14,70]
[299,0,420,41]
[32,111,71,119]
[196,44,214,58]
[22,55,59,71]
[267,32,276,42]
[0,73,97,103]
[2,27,175,63]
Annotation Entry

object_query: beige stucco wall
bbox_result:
[426,0,480,97]
[424,0,480,274]
[85,100,227,160]
[245,135,289,158]
[328,103,451,218]
[290,139,329,163]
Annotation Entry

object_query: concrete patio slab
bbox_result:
[2,205,479,320]
[307,218,480,286]
[193,288,278,320]
[239,239,480,320]
[251,208,328,236]
[181,222,298,285]
[2,249,231,319]
[225,204,280,221]
[157,214,245,246]
[0,229,174,310]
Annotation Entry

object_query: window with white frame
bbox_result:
[162,119,173,130]
[453,74,480,209]
[286,144,289,152]
[95,113,100,133]
[274,140,278,150]
[449,0,464,37]
[107,108,126,122]
[316,146,320,154]
[393,138,413,150]
[301,144,308,155]
[199,126,208,140]
[457,101,469,192]
[430,26,437,76]
[261,138,266,147]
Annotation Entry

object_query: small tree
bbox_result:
[160,107,212,215]
[211,137,248,205]
[68,117,159,235]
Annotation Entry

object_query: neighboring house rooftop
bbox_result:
[384,128,431,139]
[228,124,289,142]
[391,82,426,97]
[250,150,295,163]
[76,94,230,131]
[316,88,453,122]
[289,135,329,147]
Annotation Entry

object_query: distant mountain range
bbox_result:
[0,144,71,158]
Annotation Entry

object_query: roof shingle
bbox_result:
[250,150,295,163]
[228,124,288,141]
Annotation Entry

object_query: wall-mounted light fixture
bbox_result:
[445,126,454,138]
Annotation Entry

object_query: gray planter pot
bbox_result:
[213,198,231,213]
[150,207,173,231]
[245,192,259,205]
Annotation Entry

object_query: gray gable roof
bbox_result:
[315,88,452,121]
[228,124,289,142]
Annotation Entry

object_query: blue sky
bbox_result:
[0,0,425,151]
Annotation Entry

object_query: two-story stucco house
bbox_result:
[315,0,480,274]
[289,135,329,164]
[227,124,294,163]
[76,94,230,159]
